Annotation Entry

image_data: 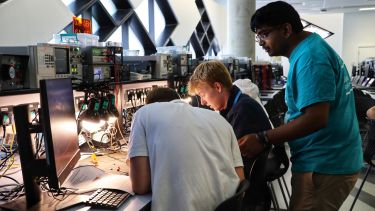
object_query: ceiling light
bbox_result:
[359,7,375,11]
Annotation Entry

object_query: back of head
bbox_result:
[250,1,303,33]
[188,60,232,95]
[146,87,180,104]
[233,79,260,101]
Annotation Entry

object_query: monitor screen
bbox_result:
[40,78,80,189]
[9,78,81,208]
[54,48,69,74]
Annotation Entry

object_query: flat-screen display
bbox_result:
[54,48,69,74]
[40,78,80,188]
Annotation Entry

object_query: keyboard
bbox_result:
[86,188,131,209]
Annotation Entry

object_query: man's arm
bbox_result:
[235,166,245,181]
[268,101,330,144]
[239,102,330,157]
[129,156,151,194]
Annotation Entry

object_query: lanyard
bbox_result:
[233,90,242,107]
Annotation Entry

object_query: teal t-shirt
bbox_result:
[285,33,363,174]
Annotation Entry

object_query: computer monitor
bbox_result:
[39,78,81,188]
[9,78,80,209]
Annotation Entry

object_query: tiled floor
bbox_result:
[270,148,375,211]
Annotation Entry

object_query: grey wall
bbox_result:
[0,0,72,46]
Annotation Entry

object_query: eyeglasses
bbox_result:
[255,27,279,43]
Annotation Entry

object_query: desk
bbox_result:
[0,150,151,210]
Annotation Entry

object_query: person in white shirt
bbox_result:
[128,87,245,211]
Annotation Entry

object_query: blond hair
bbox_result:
[188,60,232,95]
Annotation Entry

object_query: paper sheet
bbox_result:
[63,165,134,195]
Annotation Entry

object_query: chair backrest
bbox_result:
[265,143,290,182]
[354,88,375,129]
[365,119,375,166]
[214,179,250,211]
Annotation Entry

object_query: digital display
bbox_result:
[55,48,69,74]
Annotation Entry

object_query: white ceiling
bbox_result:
[256,0,375,13]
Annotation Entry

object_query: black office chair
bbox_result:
[353,88,375,138]
[214,179,250,211]
[140,180,250,211]
[265,143,290,211]
[350,118,375,211]
[240,145,273,211]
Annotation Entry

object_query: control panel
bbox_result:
[155,54,172,79]
[31,43,84,83]
[82,47,122,83]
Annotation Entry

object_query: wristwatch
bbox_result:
[256,131,271,147]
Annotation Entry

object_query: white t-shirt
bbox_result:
[128,100,243,211]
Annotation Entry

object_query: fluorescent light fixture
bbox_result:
[359,7,375,11]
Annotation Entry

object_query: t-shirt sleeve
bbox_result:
[128,108,149,159]
[229,127,244,168]
[295,55,336,111]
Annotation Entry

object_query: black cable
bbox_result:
[0,184,20,189]
[0,184,24,201]
[100,132,109,143]
[0,175,20,184]
[0,149,17,170]
[2,125,5,139]
[1,168,21,176]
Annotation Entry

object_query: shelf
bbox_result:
[166,39,174,46]
[201,11,209,22]
[0,88,39,96]
[61,0,205,56]
[188,0,220,57]
[156,24,177,47]
[92,2,114,25]
[196,21,205,34]
[67,0,97,16]
[112,9,133,25]
[129,14,157,55]
[201,21,210,31]
[198,8,205,15]
[196,32,205,42]
[91,2,116,41]
[202,36,210,53]
[195,0,204,9]
[190,33,204,58]
[156,0,178,25]
[96,25,118,41]
[63,23,73,33]
[112,0,132,9]
[206,26,214,42]
[210,38,220,55]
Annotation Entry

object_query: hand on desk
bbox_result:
[238,134,265,158]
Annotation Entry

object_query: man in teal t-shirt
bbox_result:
[238,1,363,210]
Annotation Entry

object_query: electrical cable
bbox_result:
[116,119,127,145]
[0,123,15,179]
[0,175,20,184]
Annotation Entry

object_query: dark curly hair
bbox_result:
[251,1,303,33]
[146,87,180,104]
